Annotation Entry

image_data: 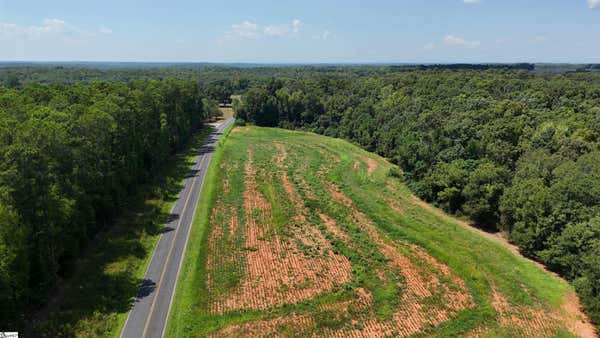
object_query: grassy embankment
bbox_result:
[32,126,214,338]
[168,126,591,337]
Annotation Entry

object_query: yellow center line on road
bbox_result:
[139,152,209,338]
[160,120,232,337]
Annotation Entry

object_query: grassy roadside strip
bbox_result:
[165,122,234,337]
[32,126,213,338]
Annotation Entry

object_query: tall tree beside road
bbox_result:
[0,79,209,329]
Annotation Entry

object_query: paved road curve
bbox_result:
[120,118,234,338]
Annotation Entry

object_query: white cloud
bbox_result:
[424,42,436,50]
[230,21,260,39]
[0,23,20,38]
[0,18,87,40]
[463,0,480,3]
[264,19,301,37]
[264,24,290,37]
[313,30,333,40]
[443,35,480,48]
[589,0,600,8]
[225,19,302,40]
[99,26,113,34]
[292,19,302,33]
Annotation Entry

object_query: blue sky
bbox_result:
[1,0,599,63]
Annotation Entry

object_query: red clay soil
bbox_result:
[409,195,597,337]
[489,278,559,336]
[207,141,595,337]
[208,313,314,337]
[351,156,378,174]
[208,148,352,314]
[364,157,378,174]
[324,183,474,337]
[276,143,340,250]
[319,213,352,243]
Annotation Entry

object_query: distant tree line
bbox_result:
[235,70,600,325]
[0,79,219,328]
[9,63,600,90]
[390,63,536,71]
[0,65,391,88]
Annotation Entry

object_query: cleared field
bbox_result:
[167,126,596,337]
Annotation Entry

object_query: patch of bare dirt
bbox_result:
[562,292,597,338]
[208,313,314,337]
[319,213,351,243]
[273,142,287,166]
[221,177,230,195]
[283,144,317,200]
[228,208,238,239]
[411,195,597,337]
[206,203,225,288]
[329,185,353,208]
[307,143,340,164]
[386,198,405,213]
[324,183,474,336]
[489,279,557,337]
[295,173,317,200]
[352,156,379,174]
[364,157,378,174]
[219,161,237,195]
[208,148,352,313]
[463,326,492,337]
[320,284,468,338]
[276,143,339,251]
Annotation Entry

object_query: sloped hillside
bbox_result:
[168,126,596,337]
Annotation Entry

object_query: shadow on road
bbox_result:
[199,145,216,155]
[160,226,175,234]
[186,169,201,178]
[135,279,157,301]
[30,125,217,337]
[165,213,179,223]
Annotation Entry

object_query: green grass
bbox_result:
[32,126,214,338]
[167,126,580,337]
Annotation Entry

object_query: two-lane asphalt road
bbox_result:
[121,118,234,338]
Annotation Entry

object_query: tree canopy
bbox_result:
[0,79,211,328]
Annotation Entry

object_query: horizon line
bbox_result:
[1,60,599,66]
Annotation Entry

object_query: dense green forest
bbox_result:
[235,70,600,325]
[0,64,386,88]
[0,79,220,328]
[0,63,543,88]
[1,66,599,332]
